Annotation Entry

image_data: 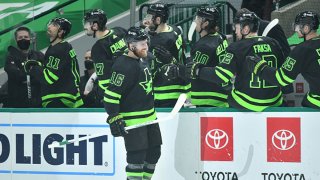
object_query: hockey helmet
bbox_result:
[125,26,149,43]
[48,17,72,37]
[294,11,319,31]
[83,9,108,30]
[147,3,169,22]
[234,12,260,32]
[196,6,220,24]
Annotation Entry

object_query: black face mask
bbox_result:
[17,39,31,50]
[84,60,94,70]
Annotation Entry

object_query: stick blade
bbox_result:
[188,21,196,42]
[262,18,279,37]
[48,141,60,149]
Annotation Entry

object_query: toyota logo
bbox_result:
[272,129,296,150]
[205,129,229,149]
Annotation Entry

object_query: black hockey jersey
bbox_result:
[199,36,285,111]
[190,32,229,107]
[104,55,156,127]
[261,37,320,109]
[91,29,127,91]
[31,41,83,107]
[149,25,189,107]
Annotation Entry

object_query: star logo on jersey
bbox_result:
[139,68,153,95]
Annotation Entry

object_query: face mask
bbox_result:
[17,39,30,50]
[84,60,94,70]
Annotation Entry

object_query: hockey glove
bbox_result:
[106,114,127,137]
[185,61,203,79]
[246,55,268,76]
[153,46,176,64]
[23,60,42,74]
[160,63,180,80]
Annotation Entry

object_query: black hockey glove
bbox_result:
[185,61,204,79]
[106,114,127,137]
[23,60,42,74]
[153,46,176,64]
[160,63,180,81]
[246,55,268,76]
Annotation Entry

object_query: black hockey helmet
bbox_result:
[83,9,107,30]
[125,26,149,43]
[147,3,169,22]
[196,6,220,24]
[294,11,319,31]
[48,17,72,37]
[234,12,259,32]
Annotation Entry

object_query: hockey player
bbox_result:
[5,26,44,107]
[187,6,229,107]
[83,9,127,94]
[104,27,162,180]
[143,3,188,107]
[246,11,320,109]
[186,12,285,111]
[24,17,83,108]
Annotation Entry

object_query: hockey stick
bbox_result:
[48,93,187,148]
[262,18,279,37]
[188,21,197,42]
[8,46,32,101]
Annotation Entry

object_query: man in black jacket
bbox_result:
[4,26,44,107]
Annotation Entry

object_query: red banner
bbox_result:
[201,117,233,161]
[267,117,301,162]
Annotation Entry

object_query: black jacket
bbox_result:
[4,46,44,107]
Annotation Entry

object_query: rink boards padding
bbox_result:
[0,107,319,180]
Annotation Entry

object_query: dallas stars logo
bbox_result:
[139,68,153,95]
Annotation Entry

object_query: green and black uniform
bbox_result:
[31,41,83,107]
[91,29,127,93]
[190,32,229,107]
[104,54,162,150]
[259,37,320,109]
[199,36,285,111]
[150,25,189,107]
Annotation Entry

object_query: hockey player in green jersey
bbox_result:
[247,11,320,109]
[188,6,229,107]
[104,27,162,180]
[24,17,83,107]
[83,9,127,94]
[143,3,189,107]
[186,12,285,111]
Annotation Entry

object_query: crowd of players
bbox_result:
[1,3,319,179]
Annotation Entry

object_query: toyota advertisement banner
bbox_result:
[1,110,320,180]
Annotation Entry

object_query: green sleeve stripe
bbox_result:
[307,93,320,108]
[42,92,81,101]
[121,108,155,117]
[215,69,229,83]
[275,70,288,86]
[43,69,54,84]
[216,66,234,78]
[103,97,119,104]
[105,89,121,99]
[279,68,294,83]
[98,79,110,90]
[45,69,59,81]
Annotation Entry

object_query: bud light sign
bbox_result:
[0,120,115,176]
